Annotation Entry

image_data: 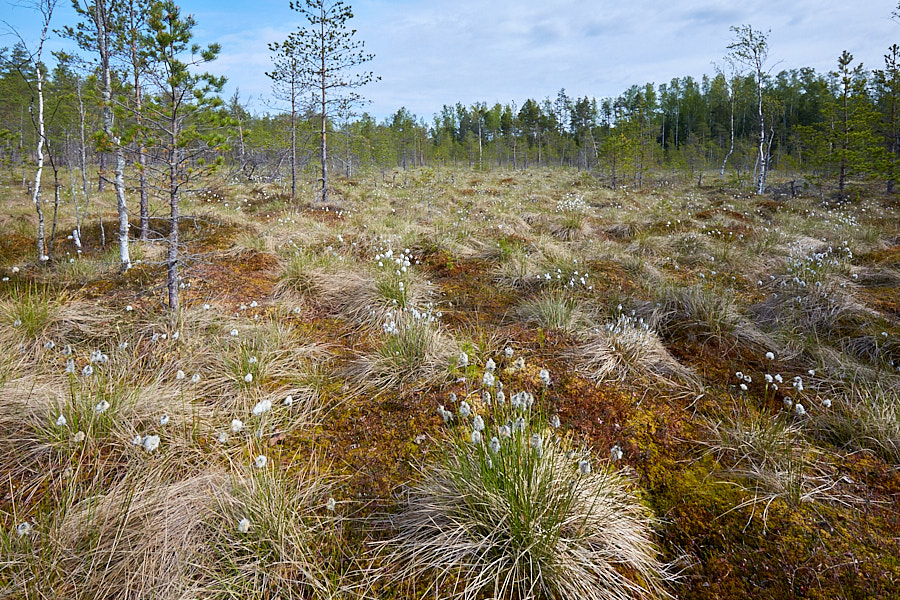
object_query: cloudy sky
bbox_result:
[3,0,898,120]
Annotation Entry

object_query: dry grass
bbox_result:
[572,314,698,389]
[382,410,671,600]
[516,290,586,333]
[349,309,456,395]
[0,283,112,349]
[812,383,900,465]
[701,404,853,524]
[3,167,900,599]
[648,284,776,354]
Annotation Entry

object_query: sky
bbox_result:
[2,0,899,122]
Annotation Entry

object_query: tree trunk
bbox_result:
[755,66,768,194]
[167,115,179,310]
[127,0,148,241]
[290,82,297,200]
[320,85,328,203]
[77,81,89,197]
[94,0,130,269]
[319,11,328,204]
[32,63,46,261]
[720,81,735,178]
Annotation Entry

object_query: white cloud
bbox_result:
[7,0,896,120]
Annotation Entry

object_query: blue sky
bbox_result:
[3,0,898,121]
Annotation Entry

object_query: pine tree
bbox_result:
[140,0,228,310]
[874,44,900,192]
[267,37,305,200]
[275,0,376,203]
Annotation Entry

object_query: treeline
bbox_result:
[2,27,899,199]
[349,55,900,195]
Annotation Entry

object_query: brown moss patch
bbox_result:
[186,250,278,310]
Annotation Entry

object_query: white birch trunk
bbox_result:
[32,63,46,261]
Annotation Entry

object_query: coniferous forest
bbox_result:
[1,1,899,599]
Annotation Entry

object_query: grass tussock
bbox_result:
[0,283,110,348]
[649,284,775,354]
[516,290,585,333]
[702,404,851,522]
[812,383,900,465]
[350,308,455,394]
[383,406,671,600]
[573,313,699,389]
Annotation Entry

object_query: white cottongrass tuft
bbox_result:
[504,346,514,358]
[794,403,807,416]
[72,431,85,443]
[217,432,229,444]
[243,373,253,383]
[579,459,592,475]
[230,328,239,337]
[470,429,483,444]
[175,370,185,380]
[485,358,496,372]
[190,373,201,384]
[326,497,337,511]
[231,419,244,433]
[55,415,67,427]
[252,399,272,416]
[489,437,501,453]
[238,517,251,533]
[160,414,170,426]
[482,371,495,388]
[284,395,294,407]
[437,405,453,424]
[16,522,33,537]
[765,351,775,360]
[539,368,551,386]
[254,455,268,469]
[142,435,160,453]
[82,365,94,377]
[459,401,472,419]
[473,415,485,432]
[550,414,561,428]
[457,352,469,368]
[94,400,110,413]
[610,444,624,461]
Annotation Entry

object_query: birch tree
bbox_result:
[728,25,772,194]
[66,0,132,270]
[10,0,58,261]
